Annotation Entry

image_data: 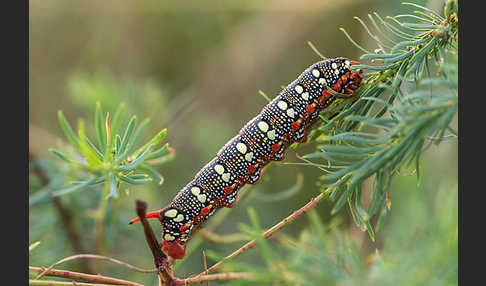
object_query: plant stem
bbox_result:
[29,266,143,286]
[29,280,114,286]
[34,254,156,280]
[95,181,110,256]
[194,190,330,277]
[134,200,175,286]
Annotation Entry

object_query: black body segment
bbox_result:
[152,58,363,259]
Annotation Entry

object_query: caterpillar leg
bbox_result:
[297,133,308,143]
[219,182,241,207]
[222,190,239,208]
[247,163,264,184]
[272,143,287,161]
[291,125,307,142]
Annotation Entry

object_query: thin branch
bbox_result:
[94,182,110,257]
[194,190,330,277]
[29,280,117,286]
[29,266,142,286]
[134,200,175,286]
[203,251,209,286]
[34,254,156,280]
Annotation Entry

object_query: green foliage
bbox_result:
[301,0,457,238]
[46,103,174,199]
[210,179,457,285]
[67,72,168,121]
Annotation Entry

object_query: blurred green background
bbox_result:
[29,0,456,285]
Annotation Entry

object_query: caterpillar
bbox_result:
[130,57,363,259]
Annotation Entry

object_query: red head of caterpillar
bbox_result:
[129,58,363,259]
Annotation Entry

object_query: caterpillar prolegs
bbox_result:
[130,57,363,259]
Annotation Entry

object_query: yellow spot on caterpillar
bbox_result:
[312,69,320,78]
[295,85,303,94]
[174,214,185,222]
[258,121,269,132]
[164,209,178,218]
[332,63,337,69]
[164,233,175,241]
[197,194,207,203]
[191,187,200,196]
[267,130,276,140]
[302,92,309,101]
[214,164,224,174]
[277,100,288,110]
[245,152,254,162]
[222,173,230,182]
[286,108,295,118]
[236,142,247,154]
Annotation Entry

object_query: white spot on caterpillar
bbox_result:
[319,78,326,85]
[236,142,247,154]
[164,233,175,241]
[214,164,224,175]
[295,85,303,94]
[164,209,178,218]
[174,214,184,222]
[197,194,207,203]
[332,63,337,69]
[245,152,254,162]
[258,121,269,132]
[335,69,340,75]
[302,92,309,101]
[191,187,200,196]
[312,69,320,78]
[345,60,350,66]
[277,100,288,110]
[267,129,276,140]
[286,108,295,118]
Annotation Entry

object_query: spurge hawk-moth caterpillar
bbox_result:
[130,57,363,259]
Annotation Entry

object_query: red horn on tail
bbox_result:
[128,210,162,224]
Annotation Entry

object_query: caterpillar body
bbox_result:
[130,57,363,259]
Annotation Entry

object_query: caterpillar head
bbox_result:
[129,207,189,259]
[319,58,362,94]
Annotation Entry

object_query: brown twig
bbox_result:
[192,190,330,278]
[29,280,117,286]
[34,254,156,280]
[134,200,175,286]
[202,251,209,286]
[182,272,255,285]
[29,266,143,286]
